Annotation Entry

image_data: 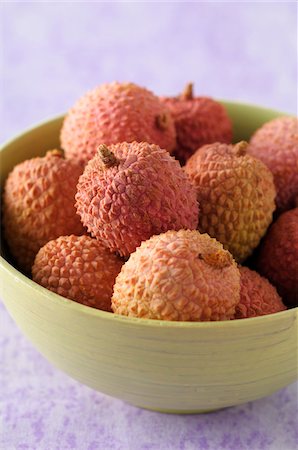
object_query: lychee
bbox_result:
[256,207,298,308]
[3,150,85,273]
[76,142,199,257]
[184,141,276,262]
[234,266,286,319]
[248,116,298,212]
[61,82,176,164]
[161,83,232,164]
[112,230,240,321]
[32,235,123,311]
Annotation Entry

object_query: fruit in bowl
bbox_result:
[184,140,276,262]
[2,149,85,273]
[75,141,198,257]
[60,82,176,165]
[0,82,297,413]
[112,230,241,321]
[160,82,233,165]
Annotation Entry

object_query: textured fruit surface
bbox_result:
[161,83,232,164]
[256,208,298,307]
[249,116,298,212]
[235,266,286,319]
[184,141,276,263]
[32,235,123,311]
[61,82,176,164]
[76,142,199,256]
[3,150,85,273]
[112,230,240,321]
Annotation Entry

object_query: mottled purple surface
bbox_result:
[1,2,297,449]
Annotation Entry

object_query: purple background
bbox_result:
[1,2,297,449]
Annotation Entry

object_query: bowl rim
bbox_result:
[1,104,296,329]
[1,256,296,328]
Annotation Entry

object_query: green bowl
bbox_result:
[1,102,297,414]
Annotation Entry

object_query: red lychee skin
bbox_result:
[112,230,240,321]
[184,141,276,262]
[256,208,298,308]
[61,82,176,165]
[161,83,232,165]
[3,150,85,273]
[32,235,123,311]
[249,116,298,212]
[234,266,286,319]
[76,142,199,257]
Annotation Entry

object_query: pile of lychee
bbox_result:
[3,82,297,321]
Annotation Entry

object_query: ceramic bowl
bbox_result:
[1,102,297,414]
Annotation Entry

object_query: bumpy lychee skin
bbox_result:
[3,150,85,273]
[112,230,240,321]
[184,141,276,263]
[161,83,232,164]
[76,142,199,257]
[235,267,286,319]
[32,235,123,311]
[249,116,298,212]
[61,82,176,164]
[256,208,298,308]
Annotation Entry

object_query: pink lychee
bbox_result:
[112,230,240,321]
[249,116,298,212]
[61,82,176,165]
[161,83,232,164]
[32,235,123,311]
[3,150,85,273]
[76,142,199,257]
[256,207,298,307]
[235,266,286,319]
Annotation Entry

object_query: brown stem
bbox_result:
[46,149,64,158]
[98,144,118,167]
[198,250,233,269]
[156,113,168,130]
[181,82,194,100]
[233,141,248,156]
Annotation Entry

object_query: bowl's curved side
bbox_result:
[0,103,297,413]
[222,101,290,142]
[1,259,297,413]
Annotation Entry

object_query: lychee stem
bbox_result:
[156,113,168,130]
[46,149,64,158]
[233,141,248,156]
[98,144,119,167]
[198,250,233,269]
[181,82,194,100]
